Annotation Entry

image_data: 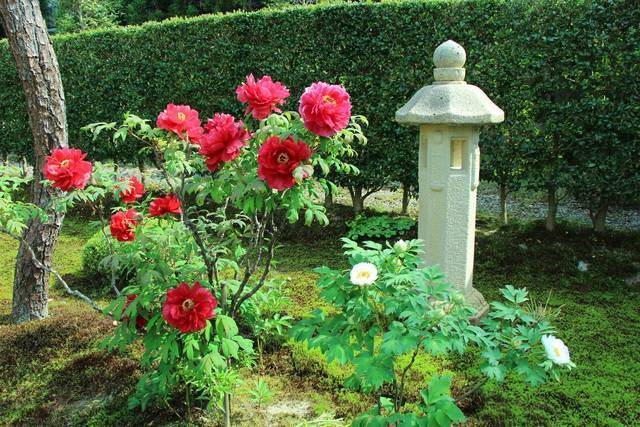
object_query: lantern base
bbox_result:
[464,287,489,322]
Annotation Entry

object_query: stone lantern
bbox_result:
[395,40,504,316]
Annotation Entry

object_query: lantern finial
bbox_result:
[433,40,466,83]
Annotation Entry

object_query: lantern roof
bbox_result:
[395,40,504,125]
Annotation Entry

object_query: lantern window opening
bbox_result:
[450,139,464,170]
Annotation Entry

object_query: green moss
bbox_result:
[395,352,452,403]
[275,240,348,319]
[307,391,335,417]
[288,341,352,389]
[0,233,17,301]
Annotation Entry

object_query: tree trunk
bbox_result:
[350,186,364,214]
[401,184,410,215]
[20,155,28,177]
[137,157,146,184]
[499,184,508,226]
[323,185,333,211]
[591,202,608,233]
[545,187,558,232]
[1,0,68,323]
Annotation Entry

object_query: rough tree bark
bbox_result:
[401,184,410,215]
[0,0,68,323]
[349,186,365,214]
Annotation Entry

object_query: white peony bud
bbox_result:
[394,239,409,253]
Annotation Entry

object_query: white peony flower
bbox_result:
[541,335,572,366]
[350,262,378,286]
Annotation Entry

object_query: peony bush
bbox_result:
[0,75,367,423]
[291,239,575,426]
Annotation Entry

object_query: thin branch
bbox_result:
[184,214,216,289]
[150,142,218,293]
[83,192,120,296]
[231,211,271,310]
[395,338,424,411]
[363,186,383,199]
[17,235,106,315]
[231,214,280,316]
[454,377,488,403]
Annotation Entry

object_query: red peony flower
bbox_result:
[186,126,205,144]
[257,135,312,191]
[110,209,140,242]
[199,113,250,171]
[44,148,93,192]
[116,176,145,204]
[236,74,290,120]
[299,82,352,137]
[156,104,202,139]
[162,282,217,333]
[149,194,182,217]
[123,294,148,330]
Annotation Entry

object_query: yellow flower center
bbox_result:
[59,159,71,168]
[182,299,195,312]
[357,271,371,279]
[276,152,290,165]
[323,95,336,105]
[553,346,562,357]
[177,112,186,121]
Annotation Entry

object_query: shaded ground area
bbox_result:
[331,184,640,231]
[0,207,639,425]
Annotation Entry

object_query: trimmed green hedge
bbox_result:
[1,0,638,216]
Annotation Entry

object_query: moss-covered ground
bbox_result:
[1,207,638,426]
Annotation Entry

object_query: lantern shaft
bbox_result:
[418,126,482,308]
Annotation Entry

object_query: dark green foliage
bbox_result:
[0,0,638,217]
[55,0,121,33]
[346,214,415,240]
[120,0,269,26]
[470,219,640,426]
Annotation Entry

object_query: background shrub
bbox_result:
[1,0,638,227]
[81,230,110,277]
[81,229,128,287]
[346,214,416,241]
